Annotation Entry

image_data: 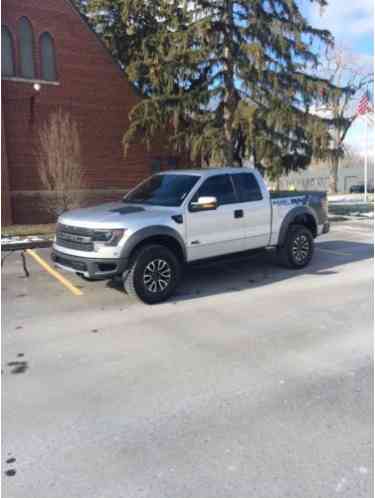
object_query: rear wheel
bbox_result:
[123,244,181,304]
[278,224,314,269]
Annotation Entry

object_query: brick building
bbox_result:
[1,0,181,225]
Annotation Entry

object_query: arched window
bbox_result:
[40,32,57,81]
[18,17,35,78]
[1,25,15,76]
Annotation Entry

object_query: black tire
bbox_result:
[123,244,181,304]
[278,224,314,269]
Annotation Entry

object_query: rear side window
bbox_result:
[232,173,263,202]
[192,174,236,205]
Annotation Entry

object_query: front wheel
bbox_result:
[278,225,314,269]
[123,244,181,304]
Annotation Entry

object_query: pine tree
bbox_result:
[84,0,168,95]
[86,0,349,175]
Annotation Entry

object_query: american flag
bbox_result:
[357,91,371,115]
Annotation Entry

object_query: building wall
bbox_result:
[1,101,13,225]
[2,0,180,225]
[276,162,374,193]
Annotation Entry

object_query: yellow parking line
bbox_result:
[25,249,83,296]
[316,248,352,257]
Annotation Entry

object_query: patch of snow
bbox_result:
[328,194,373,204]
[358,466,368,475]
[335,477,348,492]
[1,235,53,246]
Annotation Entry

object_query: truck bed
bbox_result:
[270,190,327,210]
[268,190,328,245]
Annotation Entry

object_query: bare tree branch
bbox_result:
[37,110,85,219]
[316,45,373,192]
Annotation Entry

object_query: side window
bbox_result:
[18,17,35,79]
[40,32,57,81]
[232,173,263,202]
[192,174,236,205]
[1,25,15,76]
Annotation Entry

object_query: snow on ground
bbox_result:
[1,235,53,247]
[328,194,374,204]
[354,211,374,218]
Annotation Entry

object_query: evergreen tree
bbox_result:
[86,0,349,175]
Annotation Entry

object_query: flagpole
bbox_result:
[364,114,368,203]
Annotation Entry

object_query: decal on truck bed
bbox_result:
[271,196,306,206]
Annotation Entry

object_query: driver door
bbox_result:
[186,174,246,261]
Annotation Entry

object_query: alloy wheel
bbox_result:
[143,259,172,293]
[292,234,310,264]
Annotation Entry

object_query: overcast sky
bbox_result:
[304,0,374,156]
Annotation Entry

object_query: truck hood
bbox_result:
[58,202,179,229]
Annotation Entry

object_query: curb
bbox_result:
[329,216,350,222]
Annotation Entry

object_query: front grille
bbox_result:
[56,238,94,252]
[57,223,94,251]
[54,255,87,272]
[57,224,94,237]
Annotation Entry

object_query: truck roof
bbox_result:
[159,167,256,177]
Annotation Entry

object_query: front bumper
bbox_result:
[51,249,128,279]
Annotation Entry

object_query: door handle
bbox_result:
[234,209,244,219]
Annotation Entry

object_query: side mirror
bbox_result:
[190,196,218,212]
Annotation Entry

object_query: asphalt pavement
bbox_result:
[2,219,373,498]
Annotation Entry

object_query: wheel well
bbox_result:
[130,235,185,263]
[292,213,317,237]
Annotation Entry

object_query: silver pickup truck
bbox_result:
[52,168,329,303]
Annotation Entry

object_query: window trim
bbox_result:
[231,172,264,203]
[18,16,36,79]
[39,31,58,82]
[1,76,60,85]
[1,25,16,77]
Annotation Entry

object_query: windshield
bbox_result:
[124,174,200,207]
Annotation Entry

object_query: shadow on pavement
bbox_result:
[107,240,373,304]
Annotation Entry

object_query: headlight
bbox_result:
[93,229,126,247]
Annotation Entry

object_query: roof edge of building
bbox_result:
[65,0,143,98]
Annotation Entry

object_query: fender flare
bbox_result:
[120,225,187,262]
[277,206,318,247]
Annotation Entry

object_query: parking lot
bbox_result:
[2,219,373,498]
